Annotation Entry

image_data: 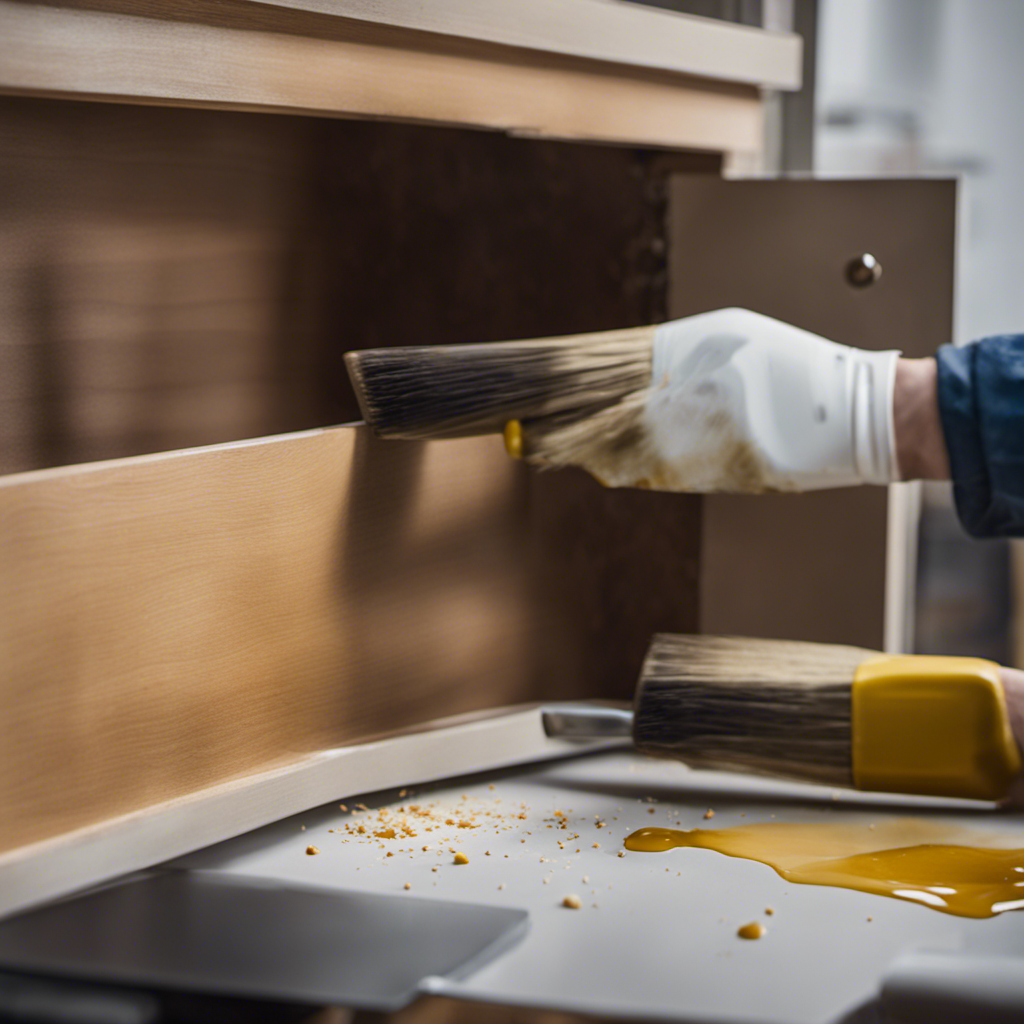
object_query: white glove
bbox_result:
[532,308,900,493]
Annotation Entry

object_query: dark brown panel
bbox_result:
[0,96,717,474]
[669,177,956,648]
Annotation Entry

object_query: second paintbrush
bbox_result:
[544,634,1024,803]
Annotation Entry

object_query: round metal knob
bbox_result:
[846,253,882,288]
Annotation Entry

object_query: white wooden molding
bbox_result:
[0,704,622,918]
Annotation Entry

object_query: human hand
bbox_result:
[515,308,901,493]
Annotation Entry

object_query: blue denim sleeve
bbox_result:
[935,335,1024,537]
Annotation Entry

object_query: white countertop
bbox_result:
[173,751,1024,1024]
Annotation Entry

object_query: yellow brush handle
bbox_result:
[503,420,524,460]
[852,655,1023,801]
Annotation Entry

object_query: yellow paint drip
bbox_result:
[624,820,1024,919]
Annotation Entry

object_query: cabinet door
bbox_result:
[668,177,956,650]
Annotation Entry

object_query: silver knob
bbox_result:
[846,253,882,288]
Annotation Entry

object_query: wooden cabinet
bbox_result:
[0,1,955,929]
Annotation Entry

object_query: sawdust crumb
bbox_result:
[403,883,411,890]
[562,894,582,909]
[617,851,625,858]
[305,846,320,856]
[704,809,715,820]
[454,852,470,865]
[765,907,775,916]
[737,921,766,940]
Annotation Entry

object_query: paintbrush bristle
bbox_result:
[634,634,881,787]
[344,326,655,439]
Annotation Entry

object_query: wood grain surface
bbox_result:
[0,425,699,874]
[44,0,798,89]
[0,1,764,153]
[0,98,719,476]
[0,95,704,904]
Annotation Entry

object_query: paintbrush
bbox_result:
[344,309,901,492]
[543,634,1024,802]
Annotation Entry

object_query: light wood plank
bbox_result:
[239,0,803,90]
[0,424,701,912]
[0,427,529,855]
[0,1,764,153]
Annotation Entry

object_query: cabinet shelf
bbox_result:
[0,0,800,151]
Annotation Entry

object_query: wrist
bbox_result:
[893,358,951,480]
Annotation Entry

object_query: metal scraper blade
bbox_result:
[0,871,529,1012]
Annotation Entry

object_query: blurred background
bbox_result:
[814,0,1024,664]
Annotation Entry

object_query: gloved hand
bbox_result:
[515,308,901,493]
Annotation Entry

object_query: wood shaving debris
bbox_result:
[403,883,411,890]
[704,809,715,820]
[737,921,765,940]
[454,852,470,865]
[562,894,582,909]
[617,851,626,858]
[498,883,506,890]
[306,846,320,856]
[339,804,348,811]
[765,907,775,916]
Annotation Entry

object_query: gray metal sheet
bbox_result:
[0,872,528,1012]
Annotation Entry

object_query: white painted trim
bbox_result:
[0,705,622,919]
[884,481,922,654]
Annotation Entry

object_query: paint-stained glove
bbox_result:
[517,308,900,493]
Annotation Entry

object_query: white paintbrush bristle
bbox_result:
[633,634,880,787]
[344,326,655,440]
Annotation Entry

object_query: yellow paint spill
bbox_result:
[624,820,1024,919]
